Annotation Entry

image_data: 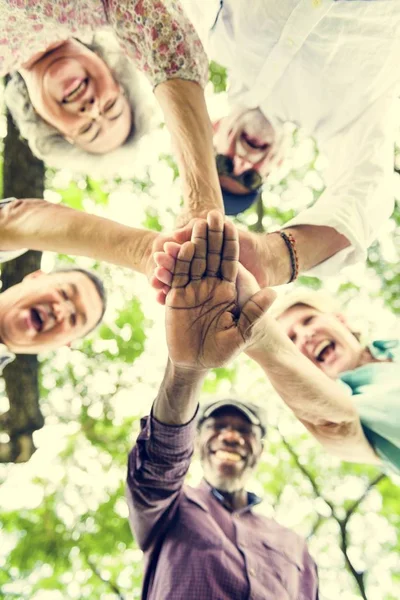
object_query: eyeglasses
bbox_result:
[216,154,263,192]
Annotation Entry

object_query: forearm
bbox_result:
[265,225,350,286]
[155,79,224,225]
[246,315,380,462]
[247,315,359,425]
[152,359,207,425]
[132,360,204,547]
[0,198,157,274]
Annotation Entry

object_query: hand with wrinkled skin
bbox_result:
[163,210,276,371]
[150,219,274,303]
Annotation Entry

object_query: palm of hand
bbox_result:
[166,277,243,369]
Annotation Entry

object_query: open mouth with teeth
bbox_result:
[314,340,336,363]
[62,77,89,103]
[241,132,270,152]
[30,308,44,332]
[213,450,244,463]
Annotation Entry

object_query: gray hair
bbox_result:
[4,30,160,179]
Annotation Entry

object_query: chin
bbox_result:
[214,477,243,494]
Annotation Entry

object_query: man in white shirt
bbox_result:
[183,0,399,280]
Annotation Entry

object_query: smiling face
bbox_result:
[278,304,364,378]
[0,271,103,354]
[213,108,284,195]
[19,40,132,153]
[197,408,263,493]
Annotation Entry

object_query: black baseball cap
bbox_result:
[197,399,267,437]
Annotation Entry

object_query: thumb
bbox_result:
[173,219,198,244]
[236,263,259,309]
[237,288,277,341]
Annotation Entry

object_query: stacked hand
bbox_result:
[154,211,275,371]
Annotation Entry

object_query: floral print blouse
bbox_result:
[0,0,208,88]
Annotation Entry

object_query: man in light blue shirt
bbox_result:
[273,289,400,474]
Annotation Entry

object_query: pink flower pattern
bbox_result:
[0,0,208,88]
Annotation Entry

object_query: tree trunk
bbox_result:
[0,108,45,463]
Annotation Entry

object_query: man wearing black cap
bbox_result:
[126,210,318,599]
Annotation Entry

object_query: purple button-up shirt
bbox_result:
[126,413,319,600]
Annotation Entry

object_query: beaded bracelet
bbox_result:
[279,231,299,283]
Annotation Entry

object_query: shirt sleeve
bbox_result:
[126,411,197,552]
[299,549,319,600]
[104,0,209,89]
[283,92,396,276]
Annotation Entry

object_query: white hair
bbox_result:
[4,30,161,179]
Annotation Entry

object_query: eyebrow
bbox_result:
[70,283,88,326]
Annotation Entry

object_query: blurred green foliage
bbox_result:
[209,61,227,93]
[1,64,400,600]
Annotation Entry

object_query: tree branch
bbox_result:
[279,432,386,600]
[84,554,126,600]
[279,432,335,513]
[343,473,386,525]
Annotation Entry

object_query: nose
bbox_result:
[80,97,101,119]
[218,427,245,445]
[293,324,314,354]
[53,299,74,324]
[233,155,253,176]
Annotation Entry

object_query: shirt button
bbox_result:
[249,568,256,577]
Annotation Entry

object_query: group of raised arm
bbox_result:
[1,0,400,597]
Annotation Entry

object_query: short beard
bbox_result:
[202,462,251,494]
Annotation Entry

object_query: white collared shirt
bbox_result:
[183,0,400,274]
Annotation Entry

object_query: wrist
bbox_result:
[263,232,293,286]
[156,79,224,218]
[169,361,208,383]
[152,359,207,425]
[246,306,298,354]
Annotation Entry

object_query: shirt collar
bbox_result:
[0,343,15,374]
[204,480,262,513]
[368,339,399,361]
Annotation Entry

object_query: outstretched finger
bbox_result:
[153,266,173,286]
[238,288,277,340]
[150,271,170,289]
[191,219,207,280]
[206,210,224,277]
[221,220,239,283]
[154,252,176,273]
[155,288,168,306]
[172,241,195,288]
[163,241,181,258]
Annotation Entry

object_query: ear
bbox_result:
[23,269,45,282]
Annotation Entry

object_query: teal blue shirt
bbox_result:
[339,340,400,475]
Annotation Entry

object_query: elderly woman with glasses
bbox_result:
[1,0,224,223]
